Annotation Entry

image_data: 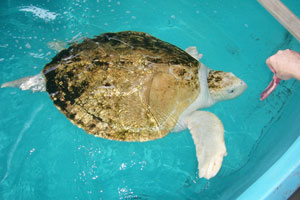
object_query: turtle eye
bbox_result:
[228,89,234,94]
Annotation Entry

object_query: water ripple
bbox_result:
[0,104,44,184]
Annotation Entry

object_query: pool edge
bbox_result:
[237,135,300,200]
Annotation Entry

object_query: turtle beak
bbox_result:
[260,75,281,101]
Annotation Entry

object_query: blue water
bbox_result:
[0,0,300,199]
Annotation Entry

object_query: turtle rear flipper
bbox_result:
[1,73,45,92]
[47,32,86,52]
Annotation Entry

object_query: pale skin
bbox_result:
[260,49,300,100]
[267,49,300,80]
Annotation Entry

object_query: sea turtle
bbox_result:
[1,31,247,179]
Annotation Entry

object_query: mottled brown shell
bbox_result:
[42,31,200,141]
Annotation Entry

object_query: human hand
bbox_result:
[266,49,300,80]
[260,49,300,100]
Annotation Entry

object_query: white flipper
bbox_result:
[1,73,46,92]
[185,46,203,61]
[186,111,227,179]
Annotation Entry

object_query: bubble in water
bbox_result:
[119,162,127,170]
[29,148,35,155]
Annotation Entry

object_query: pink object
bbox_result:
[260,75,281,101]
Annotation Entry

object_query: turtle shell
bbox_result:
[42,31,200,141]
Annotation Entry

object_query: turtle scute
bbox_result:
[42,31,200,141]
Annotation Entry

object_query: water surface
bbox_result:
[0,0,300,199]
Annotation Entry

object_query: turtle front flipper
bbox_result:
[1,73,46,92]
[185,46,203,61]
[186,111,227,179]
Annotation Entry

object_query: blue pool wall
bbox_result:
[237,83,300,200]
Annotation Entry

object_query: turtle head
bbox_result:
[207,70,247,102]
